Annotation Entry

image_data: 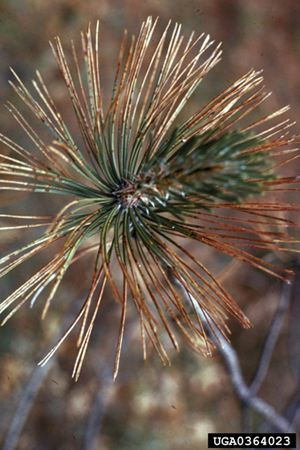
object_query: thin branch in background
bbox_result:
[172,272,295,434]
[243,278,293,432]
[289,263,300,381]
[2,359,55,450]
[83,315,137,450]
[254,266,300,438]
[285,264,300,432]
[83,365,114,450]
[2,298,84,450]
[206,321,294,433]
[250,279,293,395]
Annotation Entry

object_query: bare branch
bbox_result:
[249,279,293,395]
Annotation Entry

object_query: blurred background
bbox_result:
[0,0,300,449]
